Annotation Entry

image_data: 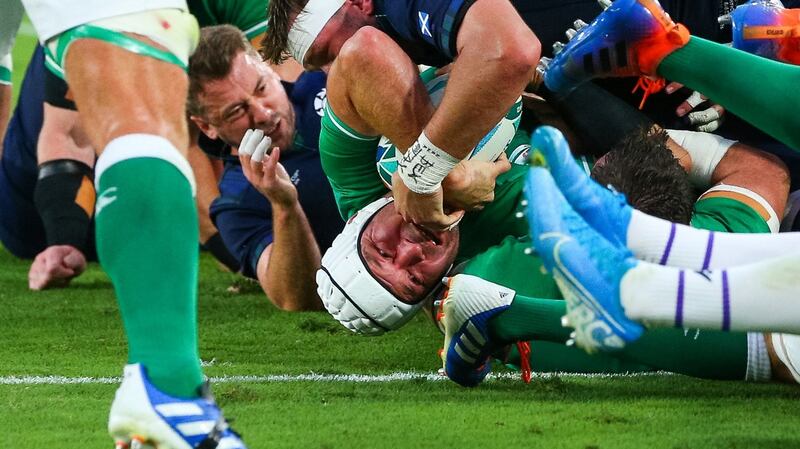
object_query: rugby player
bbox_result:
[188,25,344,310]
[318,180,790,388]
[1,0,306,291]
[527,0,800,344]
[1,1,246,447]
[525,125,800,384]
[262,0,540,231]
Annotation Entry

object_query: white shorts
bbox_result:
[22,0,188,42]
[42,8,199,78]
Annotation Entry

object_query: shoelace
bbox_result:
[631,77,666,110]
[516,341,532,384]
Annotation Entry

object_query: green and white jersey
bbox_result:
[691,184,777,233]
[188,0,268,39]
[0,53,11,86]
[461,235,561,300]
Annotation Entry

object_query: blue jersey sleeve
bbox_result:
[376,0,475,66]
[210,165,275,279]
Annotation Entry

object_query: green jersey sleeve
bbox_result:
[461,236,562,300]
[188,0,268,39]
[319,102,387,220]
[691,186,774,234]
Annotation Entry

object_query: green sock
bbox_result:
[659,37,800,150]
[490,295,652,373]
[488,295,571,342]
[489,295,748,379]
[96,157,203,398]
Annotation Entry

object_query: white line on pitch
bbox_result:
[0,371,675,385]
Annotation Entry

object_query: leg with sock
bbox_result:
[95,135,203,398]
[657,37,800,150]
[59,23,247,447]
[621,252,800,334]
[544,0,800,150]
[532,112,800,270]
[487,293,751,380]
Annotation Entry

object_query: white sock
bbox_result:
[626,210,800,270]
[620,253,800,334]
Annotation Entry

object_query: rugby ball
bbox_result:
[376,73,523,188]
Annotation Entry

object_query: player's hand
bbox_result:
[238,129,298,208]
[442,154,511,211]
[665,82,726,132]
[391,172,465,232]
[28,245,87,290]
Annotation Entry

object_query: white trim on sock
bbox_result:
[745,332,772,382]
[95,134,196,196]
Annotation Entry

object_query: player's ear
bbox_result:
[190,115,219,140]
[348,0,373,16]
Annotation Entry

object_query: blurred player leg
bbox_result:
[19,3,247,446]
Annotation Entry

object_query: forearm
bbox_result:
[425,1,539,157]
[259,202,323,311]
[37,104,95,166]
[709,143,789,218]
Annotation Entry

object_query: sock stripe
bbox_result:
[675,270,685,327]
[702,232,715,271]
[659,223,677,265]
[722,270,730,331]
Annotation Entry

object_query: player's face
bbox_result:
[200,51,295,151]
[359,202,459,303]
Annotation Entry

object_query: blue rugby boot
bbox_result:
[544,0,690,94]
[524,166,643,353]
[438,274,515,387]
[725,0,800,65]
[109,364,247,449]
[529,126,633,248]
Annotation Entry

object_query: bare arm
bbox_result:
[37,104,94,165]
[667,131,790,217]
[255,200,323,311]
[239,139,323,311]
[425,0,540,157]
[707,143,790,219]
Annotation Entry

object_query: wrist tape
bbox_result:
[667,129,735,188]
[397,131,460,194]
[34,159,95,252]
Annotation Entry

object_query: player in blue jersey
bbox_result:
[261,0,539,232]
[188,25,344,310]
[0,46,99,290]
[0,45,241,290]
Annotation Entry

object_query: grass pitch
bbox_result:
[2,248,799,449]
[3,26,800,449]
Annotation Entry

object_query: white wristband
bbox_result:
[667,129,735,188]
[397,131,460,194]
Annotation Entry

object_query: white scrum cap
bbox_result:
[316,197,426,335]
